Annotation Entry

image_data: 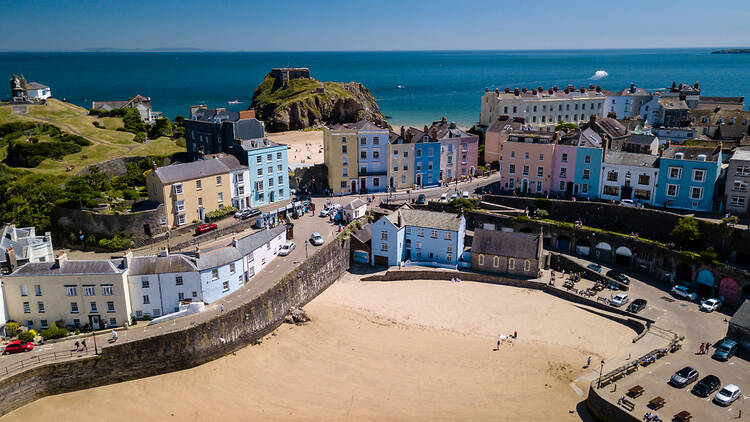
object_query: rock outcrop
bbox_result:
[251,71,389,132]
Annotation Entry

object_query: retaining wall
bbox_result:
[586,385,640,422]
[0,237,350,416]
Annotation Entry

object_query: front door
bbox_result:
[351,180,357,193]
[270,190,275,203]
[573,184,580,195]
[89,315,101,330]
[198,207,205,221]
[360,178,366,193]
[521,179,528,193]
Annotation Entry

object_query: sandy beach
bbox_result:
[266,130,324,167]
[2,274,634,421]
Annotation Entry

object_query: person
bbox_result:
[513,331,517,339]
[74,340,80,351]
[587,356,591,367]
[220,304,225,313]
[699,343,704,354]
[81,338,87,351]
[111,330,118,342]
[496,339,501,350]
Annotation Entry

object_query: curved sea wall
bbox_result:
[0,238,350,416]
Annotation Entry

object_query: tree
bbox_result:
[670,217,701,250]
[122,108,146,133]
[555,121,578,131]
[0,175,64,231]
[148,117,173,139]
[173,115,185,138]
[64,176,100,209]
[718,215,739,257]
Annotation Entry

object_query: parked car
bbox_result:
[619,199,637,207]
[611,293,629,307]
[319,208,330,217]
[606,270,630,284]
[2,340,34,355]
[449,193,458,201]
[714,384,742,406]
[195,223,218,235]
[700,298,722,312]
[278,241,296,256]
[416,194,426,205]
[310,232,324,246]
[462,191,470,199]
[671,285,698,301]
[669,366,699,388]
[691,375,721,397]
[586,263,602,273]
[440,193,449,203]
[627,298,647,313]
[240,208,261,220]
[713,339,739,361]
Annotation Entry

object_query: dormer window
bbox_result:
[697,154,707,161]
[674,152,684,160]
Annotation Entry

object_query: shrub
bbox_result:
[671,217,700,250]
[533,198,552,211]
[447,198,476,212]
[511,215,532,223]
[205,206,238,220]
[92,121,101,128]
[5,322,19,337]
[40,323,68,340]
[133,132,147,143]
[123,108,146,133]
[536,209,550,218]
[147,117,173,139]
[98,233,133,251]
[123,189,140,200]
[18,331,35,342]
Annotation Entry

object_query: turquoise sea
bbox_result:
[2,49,749,128]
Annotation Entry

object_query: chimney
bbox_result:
[238,109,256,120]
[122,248,134,268]
[504,87,510,93]
[554,131,561,141]
[423,125,429,134]
[522,87,527,93]
[431,128,438,138]
[671,81,677,90]
[588,84,594,90]
[397,210,403,227]
[553,85,559,92]
[580,87,586,93]
[548,88,553,94]
[449,122,456,129]
[400,125,405,137]
[485,87,489,92]
[494,88,499,94]
[532,89,537,95]
[589,114,596,124]
[514,88,520,96]
[694,81,699,89]
[5,246,17,272]
[54,251,68,269]
[441,116,447,123]
[537,86,543,92]
[564,88,569,94]
[596,85,602,93]
[679,93,686,101]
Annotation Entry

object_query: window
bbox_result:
[37,301,45,313]
[607,171,618,182]
[256,180,264,191]
[733,181,748,192]
[729,195,746,207]
[690,186,704,200]
[560,168,567,178]
[583,169,590,180]
[277,164,283,172]
[360,151,367,159]
[178,292,185,301]
[638,174,650,185]
[20,285,27,296]
[536,167,544,177]
[107,301,115,313]
[71,302,79,313]
[277,152,282,160]
[478,254,485,265]
[418,228,425,237]
[603,185,619,196]
[256,156,262,164]
[582,184,589,193]
[267,166,273,174]
[508,258,515,270]
[173,183,183,195]
[446,254,452,262]
[561,153,568,162]
[668,167,682,179]
[431,230,438,239]
[522,165,529,176]
[222,281,229,292]
[736,166,750,176]
[40,320,48,329]
[176,275,183,285]
[381,231,388,240]
[666,184,679,197]
[34,284,42,296]
[101,285,113,296]
[216,176,222,186]
[229,263,236,274]
[510,151,515,159]
[340,181,347,189]
[524,260,531,272]
[177,214,186,225]
[23,301,30,313]
[65,285,77,296]
[109,318,117,326]
[143,295,150,304]
[373,150,380,159]
[401,175,406,184]
[267,154,272,161]
[539,153,544,161]
[341,145,347,154]
[584,155,591,164]
[175,200,185,213]
[236,173,244,184]
[217,192,223,203]
[445,232,452,240]
[84,285,95,296]
[90,301,98,312]
[257,168,263,176]
[524,152,529,160]
[692,169,706,182]
[360,137,366,145]
[508,164,516,174]
[141,278,149,289]
[373,177,380,187]
[380,243,388,252]
[559,181,566,191]
[212,269,219,280]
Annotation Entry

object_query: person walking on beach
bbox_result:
[220,303,225,313]
[496,338,501,350]
[111,330,118,342]
[586,356,591,368]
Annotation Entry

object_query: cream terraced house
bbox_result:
[2,253,131,331]
[480,85,606,130]
[323,124,359,195]
[147,155,241,227]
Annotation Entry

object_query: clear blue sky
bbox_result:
[3,0,750,51]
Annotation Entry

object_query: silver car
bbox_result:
[310,232,324,246]
[278,241,295,256]
[714,384,741,406]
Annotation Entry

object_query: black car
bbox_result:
[240,208,262,220]
[669,366,699,388]
[691,375,721,397]
[606,270,630,285]
[415,194,426,205]
[627,298,647,313]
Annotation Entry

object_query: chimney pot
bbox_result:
[522,87,527,93]
[504,87,510,93]
[553,85,559,92]
[485,87,489,92]
[494,88,499,94]
[589,114,596,124]
[441,116,447,123]
[596,85,602,92]
[514,88,519,96]
[548,88,553,94]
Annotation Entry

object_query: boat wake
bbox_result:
[589,70,608,80]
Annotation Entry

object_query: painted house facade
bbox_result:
[725,148,750,214]
[603,84,652,119]
[126,252,201,319]
[574,129,605,198]
[499,130,556,194]
[654,146,722,212]
[323,125,359,195]
[355,121,389,193]
[184,107,263,161]
[471,228,543,278]
[599,151,660,205]
[413,131,441,188]
[483,116,526,168]
[551,142,579,195]
[237,138,290,207]
[25,82,52,100]
[387,129,415,191]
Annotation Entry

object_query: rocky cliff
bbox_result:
[251,72,389,132]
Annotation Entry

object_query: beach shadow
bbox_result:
[576,399,597,422]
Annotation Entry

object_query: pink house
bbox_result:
[551,142,578,195]
[499,130,557,194]
[459,136,479,177]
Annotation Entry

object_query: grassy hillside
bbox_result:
[0,99,182,175]
[252,75,353,110]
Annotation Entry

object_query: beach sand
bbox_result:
[266,130,324,167]
[2,274,633,421]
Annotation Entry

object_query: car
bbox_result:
[462,191,470,199]
[627,298,647,313]
[606,270,630,285]
[713,339,739,361]
[671,285,698,301]
[310,232,324,246]
[440,193,449,203]
[2,340,34,355]
[611,293,629,307]
[450,193,458,201]
[586,263,602,273]
[240,208,261,220]
[700,298,722,312]
[669,366,699,388]
[319,208,330,217]
[714,384,742,406]
[278,241,296,256]
[691,375,721,397]
[619,199,637,207]
[415,194,426,205]
[195,223,218,235]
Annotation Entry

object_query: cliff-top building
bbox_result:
[184,107,264,161]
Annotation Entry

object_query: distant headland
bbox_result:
[711,48,750,54]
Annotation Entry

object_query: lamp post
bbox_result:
[597,359,605,389]
[92,330,98,355]
[305,240,309,259]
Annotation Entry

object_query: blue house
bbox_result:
[371,208,465,267]
[234,138,290,207]
[411,128,441,188]
[654,145,721,212]
[573,128,604,198]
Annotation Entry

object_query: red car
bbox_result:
[195,223,218,235]
[3,340,34,355]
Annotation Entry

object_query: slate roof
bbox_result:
[688,108,750,126]
[718,124,749,140]
[659,97,689,110]
[730,300,750,330]
[196,225,286,270]
[604,151,659,167]
[486,117,526,134]
[232,119,265,141]
[153,156,241,184]
[662,145,721,161]
[330,120,386,131]
[578,128,603,148]
[386,208,463,231]
[730,148,750,162]
[583,117,629,139]
[128,254,198,276]
[238,138,282,151]
[472,229,540,259]
[428,119,472,139]
[627,134,658,145]
[344,199,366,210]
[193,108,240,122]
[92,94,151,111]
[9,258,126,276]
[25,82,49,90]
[351,223,372,245]
[697,97,745,110]
[615,86,650,97]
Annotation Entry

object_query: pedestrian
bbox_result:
[111,330,118,342]
[699,343,704,354]
[74,340,80,351]
[220,303,225,313]
[82,338,87,351]
[586,356,591,368]
[514,330,517,339]
[496,339,501,350]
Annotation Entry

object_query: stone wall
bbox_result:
[363,268,547,290]
[0,236,350,416]
[55,202,167,242]
[586,384,640,422]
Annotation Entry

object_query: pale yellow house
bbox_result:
[2,252,131,330]
[147,156,240,227]
[323,125,359,195]
[387,129,415,190]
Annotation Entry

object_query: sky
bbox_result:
[2,0,750,51]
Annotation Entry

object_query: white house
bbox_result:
[599,151,660,205]
[1,225,54,274]
[343,199,367,223]
[603,84,652,119]
[126,251,201,319]
[25,82,51,100]
[224,156,252,211]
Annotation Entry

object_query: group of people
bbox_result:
[450,276,463,283]
[698,341,712,354]
[643,412,662,421]
[73,339,88,352]
[495,331,518,350]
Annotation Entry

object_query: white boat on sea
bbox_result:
[397,85,405,89]
[227,99,240,104]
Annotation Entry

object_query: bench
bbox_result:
[619,398,635,411]
[673,410,691,422]
[648,396,665,410]
[627,385,644,398]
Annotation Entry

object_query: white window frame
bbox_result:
[690,186,704,200]
[666,184,679,197]
[692,169,706,183]
[668,167,682,180]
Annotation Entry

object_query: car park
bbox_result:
[691,375,721,397]
[606,270,630,284]
[619,199,636,207]
[310,232,324,246]
[278,241,296,256]
[586,263,602,273]
[712,339,738,361]
[700,298,722,312]
[714,384,741,406]
[611,293,629,307]
[627,298,647,313]
[416,194,426,205]
[669,366,699,388]
[2,340,34,354]
[195,223,218,235]
[671,285,698,301]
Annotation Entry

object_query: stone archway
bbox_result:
[676,264,693,285]
[595,242,613,263]
[696,269,715,297]
[575,238,591,256]
[615,246,633,266]
[556,235,572,252]
[719,278,739,306]
[743,285,750,302]
[519,227,533,233]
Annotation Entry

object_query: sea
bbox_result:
[2,49,750,128]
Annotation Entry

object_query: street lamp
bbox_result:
[305,240,309,259]
[92,330,98,355]
[597,359,605,389]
